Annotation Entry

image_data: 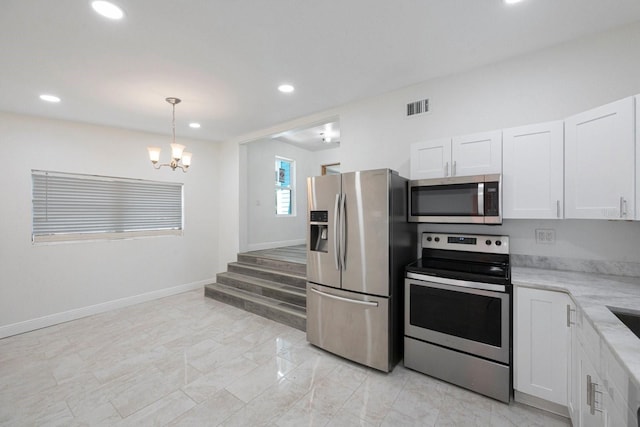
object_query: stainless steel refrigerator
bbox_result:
[306,168,415,372]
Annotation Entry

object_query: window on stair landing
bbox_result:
[275,156,295,216]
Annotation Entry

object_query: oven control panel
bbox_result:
[421,232,509,254]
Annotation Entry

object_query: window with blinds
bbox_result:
[31,170,183,243]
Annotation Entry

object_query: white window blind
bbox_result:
[32,170,183,243]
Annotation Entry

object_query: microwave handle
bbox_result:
[477,183,485,216]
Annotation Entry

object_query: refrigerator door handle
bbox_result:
[334,193,341,271]
[309,287,379,307]
[340,192,346,270]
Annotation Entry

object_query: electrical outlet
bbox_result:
[535,228,556,244]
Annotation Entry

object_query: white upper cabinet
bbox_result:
[451,130,502,177]
[503,121,564,219]
[410,138,451,179]
[565,97,635,220]
[410,131,502,180]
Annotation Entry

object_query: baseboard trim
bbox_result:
[247,239,305,251]
[0,279,213,339]
[513,390,570,418]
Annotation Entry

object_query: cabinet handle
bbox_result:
[556,200,561,218]
[619,197,628,218]
[452,160,457,176]
[566,304,576,327]
[592,387,604,414]
[589,377,604,414]
[444,162,449,177]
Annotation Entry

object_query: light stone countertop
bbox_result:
[512,266,640,397]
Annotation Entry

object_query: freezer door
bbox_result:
[341,170,390,296]
[306,283,391,372]
[307,174,341,288]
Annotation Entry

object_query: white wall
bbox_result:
[218,22,640,269]
[0,112,220,337]
[245,139,340,250]
[312,147,341,175]
[338,22,640,177]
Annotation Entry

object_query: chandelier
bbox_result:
[147,97,192,172]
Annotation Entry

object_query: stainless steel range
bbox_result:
[404,232,512,403]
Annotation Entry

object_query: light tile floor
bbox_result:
[0,290,571,426]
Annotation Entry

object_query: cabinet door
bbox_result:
[565,97,635,220]
[503,121,564,219]
[568,300,579,424]
[515,287,571,406]
[451,130,502,177]
[578,344,608,427]
[410,138,451,179]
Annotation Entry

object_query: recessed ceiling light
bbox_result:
[39,94,61,103]
[91,1,124,20]
[504,0,525,4]
[189,123,201,129]
[278,84,295,93]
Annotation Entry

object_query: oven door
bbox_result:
[405,277,510,364]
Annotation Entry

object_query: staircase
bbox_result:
[204,246,307,331]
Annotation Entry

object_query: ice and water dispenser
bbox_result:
[309,210,329,252]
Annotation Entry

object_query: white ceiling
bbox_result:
[273,122,340,151]
[2,1,640,143]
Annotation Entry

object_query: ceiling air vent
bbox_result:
[406,98,429,117]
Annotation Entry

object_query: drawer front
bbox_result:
[306,283,390,372]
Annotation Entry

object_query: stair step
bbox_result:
[237,253,306,276]
[204,283,306,331]
[227,262,306,289]
[216,272,306,307]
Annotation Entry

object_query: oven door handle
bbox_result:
[406,272,507,293]
[310,287,379,307]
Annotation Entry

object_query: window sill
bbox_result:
[32,229,183,244]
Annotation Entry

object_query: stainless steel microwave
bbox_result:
[408,174,502,224]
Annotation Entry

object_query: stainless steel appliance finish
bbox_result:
[405,277,510,364]
[408,174,502,224]
[405,337,511,403]
[307,283,389,371]
[404,232,512,403]
[306,169,415,372]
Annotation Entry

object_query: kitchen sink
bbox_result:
[609,307,640,340]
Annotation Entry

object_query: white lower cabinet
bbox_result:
[567,303,640,427]
[515,287,572,409]
[516,286,637,427]
[577,342,608,427]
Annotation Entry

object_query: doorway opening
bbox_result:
[321,163,341,175]
[239,118,341,253]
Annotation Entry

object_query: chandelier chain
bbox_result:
[172,102,176,144]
